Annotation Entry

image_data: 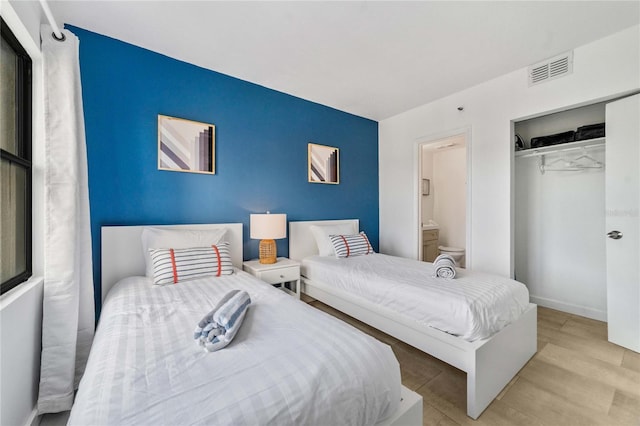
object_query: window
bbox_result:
[1,18,32,294]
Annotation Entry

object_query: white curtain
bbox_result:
[37,25,95,414]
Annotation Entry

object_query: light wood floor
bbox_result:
[304,296,640,426]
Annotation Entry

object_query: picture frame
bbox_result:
[422,178,430,195]
[158,114,215,174]
[308,143,339,184]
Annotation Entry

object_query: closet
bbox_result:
[514,95,639,352]
[515,102,607,321]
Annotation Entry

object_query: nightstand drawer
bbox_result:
[259,267,299,284]
[243,258,301,299]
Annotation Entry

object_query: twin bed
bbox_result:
[289,219,537,420]
[69,223,422,425]
[70,219,536,423]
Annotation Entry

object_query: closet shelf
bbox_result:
[515,137,605,158]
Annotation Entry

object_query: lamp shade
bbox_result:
[250,213,287,240]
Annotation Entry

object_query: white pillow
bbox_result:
[310,223,357,256]
[141,227,228,277]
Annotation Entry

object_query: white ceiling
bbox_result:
[48,1,639,121]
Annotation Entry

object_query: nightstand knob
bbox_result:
[279,274,284,278]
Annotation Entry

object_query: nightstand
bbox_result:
[243,257,301,299]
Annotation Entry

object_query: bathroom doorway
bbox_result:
[418,132,469,267]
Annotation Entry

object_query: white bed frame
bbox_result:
[100,223,423,426]
[289,219,537,420]
[100,223,244,301]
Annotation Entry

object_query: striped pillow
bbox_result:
[149,243,233,285]
[329,232,374,258]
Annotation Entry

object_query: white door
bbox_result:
[606,94,640,352]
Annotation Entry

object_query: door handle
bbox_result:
[607,230,623,240]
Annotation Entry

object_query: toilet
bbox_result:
[438,246,465,268]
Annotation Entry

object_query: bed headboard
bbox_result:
[288,219,359,261]
[101,223,243,301]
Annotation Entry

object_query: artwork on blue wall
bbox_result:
[68,25,378,318]
[158,114,215,174]
[308,143,339,184]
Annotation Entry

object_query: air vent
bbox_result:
[528,51,573,86]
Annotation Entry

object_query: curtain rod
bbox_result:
[39,0,65,41]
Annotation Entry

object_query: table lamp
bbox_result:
[250,212,287,264]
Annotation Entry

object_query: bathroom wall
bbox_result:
[432,144,467,252]
[420,148,434,224]
[421,136,467,255]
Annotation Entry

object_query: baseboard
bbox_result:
[530,295,606,321]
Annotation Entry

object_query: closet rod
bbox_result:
[516,138,605,159]
[39,0,64,41]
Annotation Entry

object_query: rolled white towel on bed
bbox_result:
[433,254,456,279]
[194,289,252,352]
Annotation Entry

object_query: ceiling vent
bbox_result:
[528,51,573,86]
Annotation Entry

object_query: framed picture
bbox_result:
[422,179,430,195]
[158,114,215,174]
[308,143,339,184]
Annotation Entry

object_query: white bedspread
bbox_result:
[68,271,400,425]
[302,254,530,341]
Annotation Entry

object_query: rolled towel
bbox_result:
[194,290,252,352]
[433,254,456,279]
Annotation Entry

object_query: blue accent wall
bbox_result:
[70,26,379,312]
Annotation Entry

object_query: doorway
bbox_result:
[418,132,469,267]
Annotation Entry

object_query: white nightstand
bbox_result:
[243,257,301,299]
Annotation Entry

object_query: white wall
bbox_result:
[420,149,434,224]
[432,145,466,251]
[515,148,606,320]
[379,25,640,277]
[0,279,43,426]
[0,2,45,425]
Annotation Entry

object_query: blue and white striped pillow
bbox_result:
[329,232,374,258]
[149,243,233,285]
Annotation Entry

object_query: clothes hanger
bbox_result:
[546,156,584,170]
[571,150,603,169]
[539,156,579,173]
[539,154,589,173]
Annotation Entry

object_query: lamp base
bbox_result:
[259,239,277,264]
